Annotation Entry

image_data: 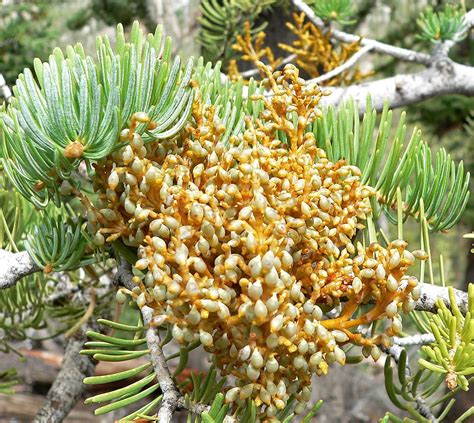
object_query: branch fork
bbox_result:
[290,0,474,112]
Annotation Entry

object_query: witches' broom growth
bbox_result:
[229,14,368,85]
[0,18,471,422]
[91,57,425,418]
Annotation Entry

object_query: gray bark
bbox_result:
[320,58,474,112]
[0,250,40,289]
[33,324,97,423]
[416,281,469,315]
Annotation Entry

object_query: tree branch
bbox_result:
[416,282,469,315]
[289,0,474,111]
[319,58,474,112]
[117,261,197,422]
[311,44,373,84]
[239,54,298,79]
[0,249,40,289]
[33,323,98,423]
[144,304,181,423]
[393,333,435,347]
[291,0,432,65]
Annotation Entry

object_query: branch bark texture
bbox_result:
[416,282,469,315]
[116,259,236,423]
[320,59,474,112]
[290,0,474,112]
[33,324,97,423]
[144,305,181,423]
[0,249,39,289]
[393,333,435,347]
[118,261,181,423]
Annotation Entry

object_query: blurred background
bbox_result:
[0,0,473,421]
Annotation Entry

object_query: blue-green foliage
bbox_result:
[309,0,355,25]
[417,4,468,43]
[311,99,470,231]
[1,22,194,208]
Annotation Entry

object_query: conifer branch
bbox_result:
[144,304,181,423]
[0,15,471,421]
[393,334,435,347]
[290,0,474,111]
[319,58,474,111]
[310,44,373,84]
[33,322,98,422]
[0,249,40,289]
[417,282,469,315]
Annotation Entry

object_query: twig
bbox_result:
[177,398,213,415]
[0,249,40,289]
[291,0,432,65]
[33,322,98,423]
[393,334,435,347]
[116,259,236,422]
[310,44,373,84]
[416,282,469,315]
[118,261,183,422]
[239,53,298,78]
[319,59,474,112]
[144,304,181,423]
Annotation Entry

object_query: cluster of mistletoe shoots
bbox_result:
[228,13,369,85]
[85,60,427,419]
